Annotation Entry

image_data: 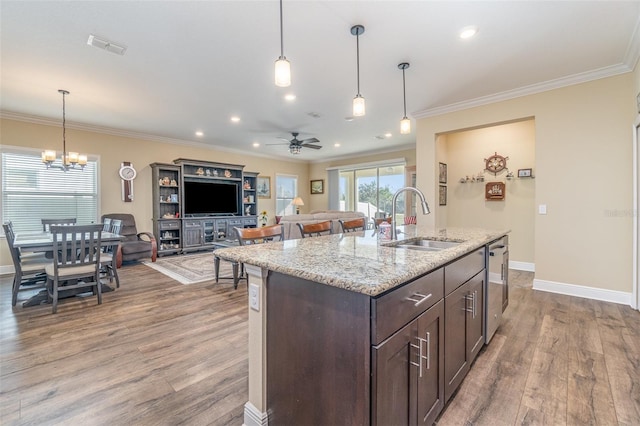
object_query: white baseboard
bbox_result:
[0,265,15,276]
[244,402,268,426]
[509,261,534,272]
[533,278,633,306]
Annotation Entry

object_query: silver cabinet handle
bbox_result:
[425,332,430,370]
[406,292,432,307]
[410,339,423,378]
[464,291,477,318]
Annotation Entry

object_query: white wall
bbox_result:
[441,119,535,266]
[417,73,635,302]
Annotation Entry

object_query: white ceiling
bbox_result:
[1,1,639,162]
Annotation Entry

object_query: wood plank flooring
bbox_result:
[1,265,639,425]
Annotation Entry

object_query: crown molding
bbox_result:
[0,111,308,164]
[413,63,633,119]
[624,15,640,71]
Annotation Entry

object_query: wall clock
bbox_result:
[484,152,508,175]
[119,162,136,202]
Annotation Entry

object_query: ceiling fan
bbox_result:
[268,132,322,155]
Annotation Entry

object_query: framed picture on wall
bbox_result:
[518,168,532,178]
[439,185,447,206]
[257,176,271,199]
[439,162,447,184]
[310,179,324,194]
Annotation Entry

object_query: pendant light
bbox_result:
[42,90,87,171]
[351,25,365,116]
[274,0,291,87]
[398,62,411,134]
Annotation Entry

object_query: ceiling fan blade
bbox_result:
[265,142,290,146]
[301,143,322,149]
[299,137,320,144]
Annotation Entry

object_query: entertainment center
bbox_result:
[151,159,258,255]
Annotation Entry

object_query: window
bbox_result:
[1,149,99,233]
[337,162,405,222]
[275,174,298,216]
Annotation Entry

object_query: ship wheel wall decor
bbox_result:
[484,152,509,175]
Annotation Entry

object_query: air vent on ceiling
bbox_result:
[87,34,127,56]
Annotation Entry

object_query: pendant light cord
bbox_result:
[61,90,67,157]
[356,32,361,95]
[279,0,284,58]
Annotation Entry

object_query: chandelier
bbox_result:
[42,89,87,171]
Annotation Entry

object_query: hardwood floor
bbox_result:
[0,262,248,425]
[436,270,640,426]
[1,265,639,425]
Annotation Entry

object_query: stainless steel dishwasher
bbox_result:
[486,235,509,343]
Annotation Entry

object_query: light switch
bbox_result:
[249,283,260,311]
[538,204,547,215]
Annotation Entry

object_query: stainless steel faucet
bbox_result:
[391,187,431,240]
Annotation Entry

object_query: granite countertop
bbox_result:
[215,225,509,296]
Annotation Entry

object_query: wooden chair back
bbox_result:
[42,218,76,232]
[339,217,367,233]
[48,224,103,313]
[297,220,333,238]
[235,224,284,245]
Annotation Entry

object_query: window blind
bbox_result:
[2,151,98,233]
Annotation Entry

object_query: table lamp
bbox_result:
[292,197,304,214]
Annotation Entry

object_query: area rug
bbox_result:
[143,252,234,285]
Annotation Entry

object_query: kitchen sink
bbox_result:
[387,238,462,251]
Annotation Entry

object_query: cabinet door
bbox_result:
[466,272,484,363]
[183,226,203,247]
[372,320,417,426]
[417,300,445,425]
[444,280,470,402]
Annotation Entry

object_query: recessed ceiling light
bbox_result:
[253,142,260,147]
[459,25,478,39]
[230,116,240,123]
[385,133,392,138]
[334,143,341,147]
[284,94,296,101]
[195,131,204,137]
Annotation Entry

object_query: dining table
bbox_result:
[12,230,123,307]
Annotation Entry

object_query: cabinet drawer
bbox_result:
[227,219,243,227]
[159,220,180,230]
[371,268,444,345]
[444,248,485,295]
[183,220,202,228]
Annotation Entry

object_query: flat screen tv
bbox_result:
[184,180,240,216]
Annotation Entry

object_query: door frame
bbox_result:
[633,115,640,310]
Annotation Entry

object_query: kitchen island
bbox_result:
[215,225,509,426]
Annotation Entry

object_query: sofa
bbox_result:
[278,210,367,240]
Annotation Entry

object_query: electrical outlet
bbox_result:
[249,283,260,311]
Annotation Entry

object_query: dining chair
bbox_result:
[99,219,121,288]
[214,224,285,289]
[41,218,77,232]
[45,224,103,314]
[3,222,50,306]
[339,217,367,233]
[297,220,333,238]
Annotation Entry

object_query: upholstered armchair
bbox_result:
[101,213,157,267]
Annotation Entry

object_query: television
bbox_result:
[184,180,240,216]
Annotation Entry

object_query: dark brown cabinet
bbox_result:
[372,299,444,426]
[444,270,484,402]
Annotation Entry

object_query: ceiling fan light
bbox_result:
[289,145,301,155]
[275,57,291,87]
[400,117,411,134]
[353,95,365,117]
